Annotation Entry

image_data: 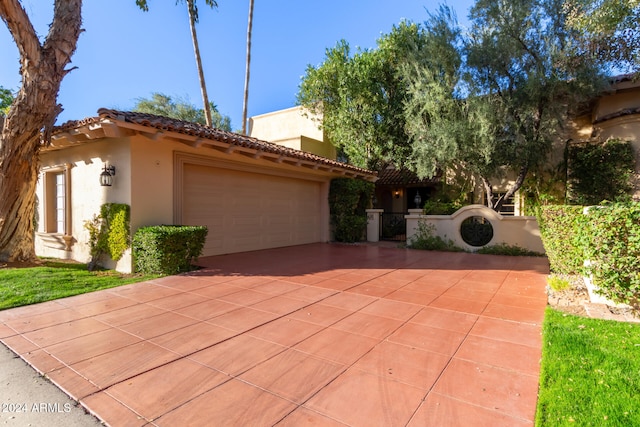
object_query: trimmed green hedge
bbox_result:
[538,205,586,275]
[132,225,208,275]
[539,203,640,308]
[583,203,640,307]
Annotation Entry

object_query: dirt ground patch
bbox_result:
[0,260,44,269]
[547,275,639,322]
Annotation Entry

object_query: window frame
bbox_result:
[42,164,72,235]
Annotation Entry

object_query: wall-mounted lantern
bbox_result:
[414,191,422,208]
[100,164,116,187]
[394,189,400,199]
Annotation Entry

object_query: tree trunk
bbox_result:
[241,0,254,135]
[186,0,212,127]
[481,175,495,210]
[482,165,529,213]
[496,165,528,212]
[0,0,83,262]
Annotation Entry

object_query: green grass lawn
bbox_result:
[536,308,640,426]
[0,261,160,310]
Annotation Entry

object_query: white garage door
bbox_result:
[182,163,322,256]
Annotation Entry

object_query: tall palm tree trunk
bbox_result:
[186,0,213,127]
[241,0,254,135]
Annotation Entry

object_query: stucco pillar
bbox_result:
[366,209,384,242]
[405,209,423,245]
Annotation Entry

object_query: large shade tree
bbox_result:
[405,0,605,211]
[299,0,606,212]
[0,0,83,262]
[459,0,604,210]
[297,21,425,170]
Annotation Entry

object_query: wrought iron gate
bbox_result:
[380,213,406,241]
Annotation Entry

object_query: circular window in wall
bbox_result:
[460,216,494,247]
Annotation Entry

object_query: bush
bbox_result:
[408,221,463,252]
[133,225,208,275]
[568,139,635,205]
[538,205,586,274]
[422,200,462,215]
[329,178,374,243]
[540,203,640,308]
[583,203,640,308]
[476,243,544,257]
[84,203,130,270]
[334,215,369,243]
[546,274,571,291]
[105,205,130,261]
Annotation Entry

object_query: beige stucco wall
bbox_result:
[129,137,175,232]
[36,139,132,271]
[594,89,639,120]
[249,107,336,160]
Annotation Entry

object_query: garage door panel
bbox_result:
[267,216,292,227]
[182,164,322,256]
[229,215,262,227]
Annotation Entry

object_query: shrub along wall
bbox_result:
[329,178,374,243]
[133,225,208,275]
[538,205,586,275]
[583,203,640,308]
[84,203,130,271]
[539,203,640,308]
[567,139,635,205]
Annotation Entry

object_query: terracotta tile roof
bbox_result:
[53,109,376,180]
[376,166,441,186]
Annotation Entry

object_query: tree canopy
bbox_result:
[298,0,607,211]
[297,22,424,170]
[564,0,640,72]
[133,92,232,131]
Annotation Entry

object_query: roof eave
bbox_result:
[46,111,377,182]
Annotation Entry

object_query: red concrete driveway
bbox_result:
[0,243,548,426]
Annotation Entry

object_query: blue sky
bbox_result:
[1,0,474,131]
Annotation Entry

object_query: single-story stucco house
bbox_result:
[35,108,376,273]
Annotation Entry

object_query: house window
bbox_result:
[55,173,65,233]
[44,166,71,234]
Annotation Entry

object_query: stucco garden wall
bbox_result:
[404,205,545,253]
